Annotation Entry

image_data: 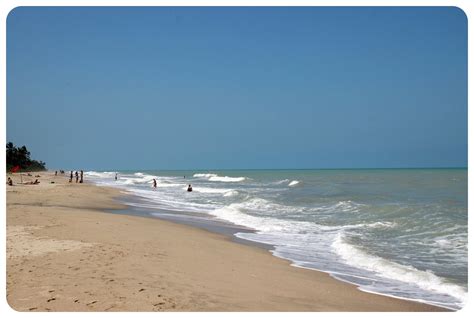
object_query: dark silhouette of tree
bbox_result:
[6,142,46,171]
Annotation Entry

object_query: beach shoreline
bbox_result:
[5,171,448,311]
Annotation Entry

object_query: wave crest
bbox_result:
[209,176,246,182]
[332,233,467,305]
[193,173,218,178]
[288,180,300,187]
[193,173,246,182]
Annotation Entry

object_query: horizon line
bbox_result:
[59,166,468,172]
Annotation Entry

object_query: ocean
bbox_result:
[85,168,467,310]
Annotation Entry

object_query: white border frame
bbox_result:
[1,1,471,318]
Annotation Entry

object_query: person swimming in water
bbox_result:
[153,179,157,188]
[187,184,192,192]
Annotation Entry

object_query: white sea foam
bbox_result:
[274,179,290,184]
[210,201,302,232]
[434,239,451,247]
[332,233,468,306]
[223,190,239,197]
[152,182,183,188]
[209,176,246,182]
[288,180,300,187]
[186,187,237,197]
[85,171,116,178]
[119,175,159,185]
[339,221,395,230]
[231,197,304,214]
[211,199,395,235]
[193,173,218,178]
[125,188,211,213]
[300,200,364,215]
[121,179,135,185]
[190,187,229,194]
[193,173,246,182]
[364,221,395,228]
[331,200,364,213]
[102,172,185,189]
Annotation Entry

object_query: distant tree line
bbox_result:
[6,142,46,172]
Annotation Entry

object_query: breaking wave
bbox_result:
[193,173,246,182]
[288,180,300,187]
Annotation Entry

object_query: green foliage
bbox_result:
[6,142,46,172]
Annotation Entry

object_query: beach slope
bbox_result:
[5,172,446,311]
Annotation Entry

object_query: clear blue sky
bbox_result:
[6,7,467,170]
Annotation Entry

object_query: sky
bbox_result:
[6,7,467,170]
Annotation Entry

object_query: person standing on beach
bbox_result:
[75,171,79,183]
[115,173,118,181]
[80,170,83,183]
[69,171,73,183]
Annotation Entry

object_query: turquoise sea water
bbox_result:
[86,169,467,310]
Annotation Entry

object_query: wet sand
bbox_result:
[5,171,447,311]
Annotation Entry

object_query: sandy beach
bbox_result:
[5,171,447,312]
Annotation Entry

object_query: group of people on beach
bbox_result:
[6,176,40,186]
[68,170,84,183]
[7,169,83,186]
